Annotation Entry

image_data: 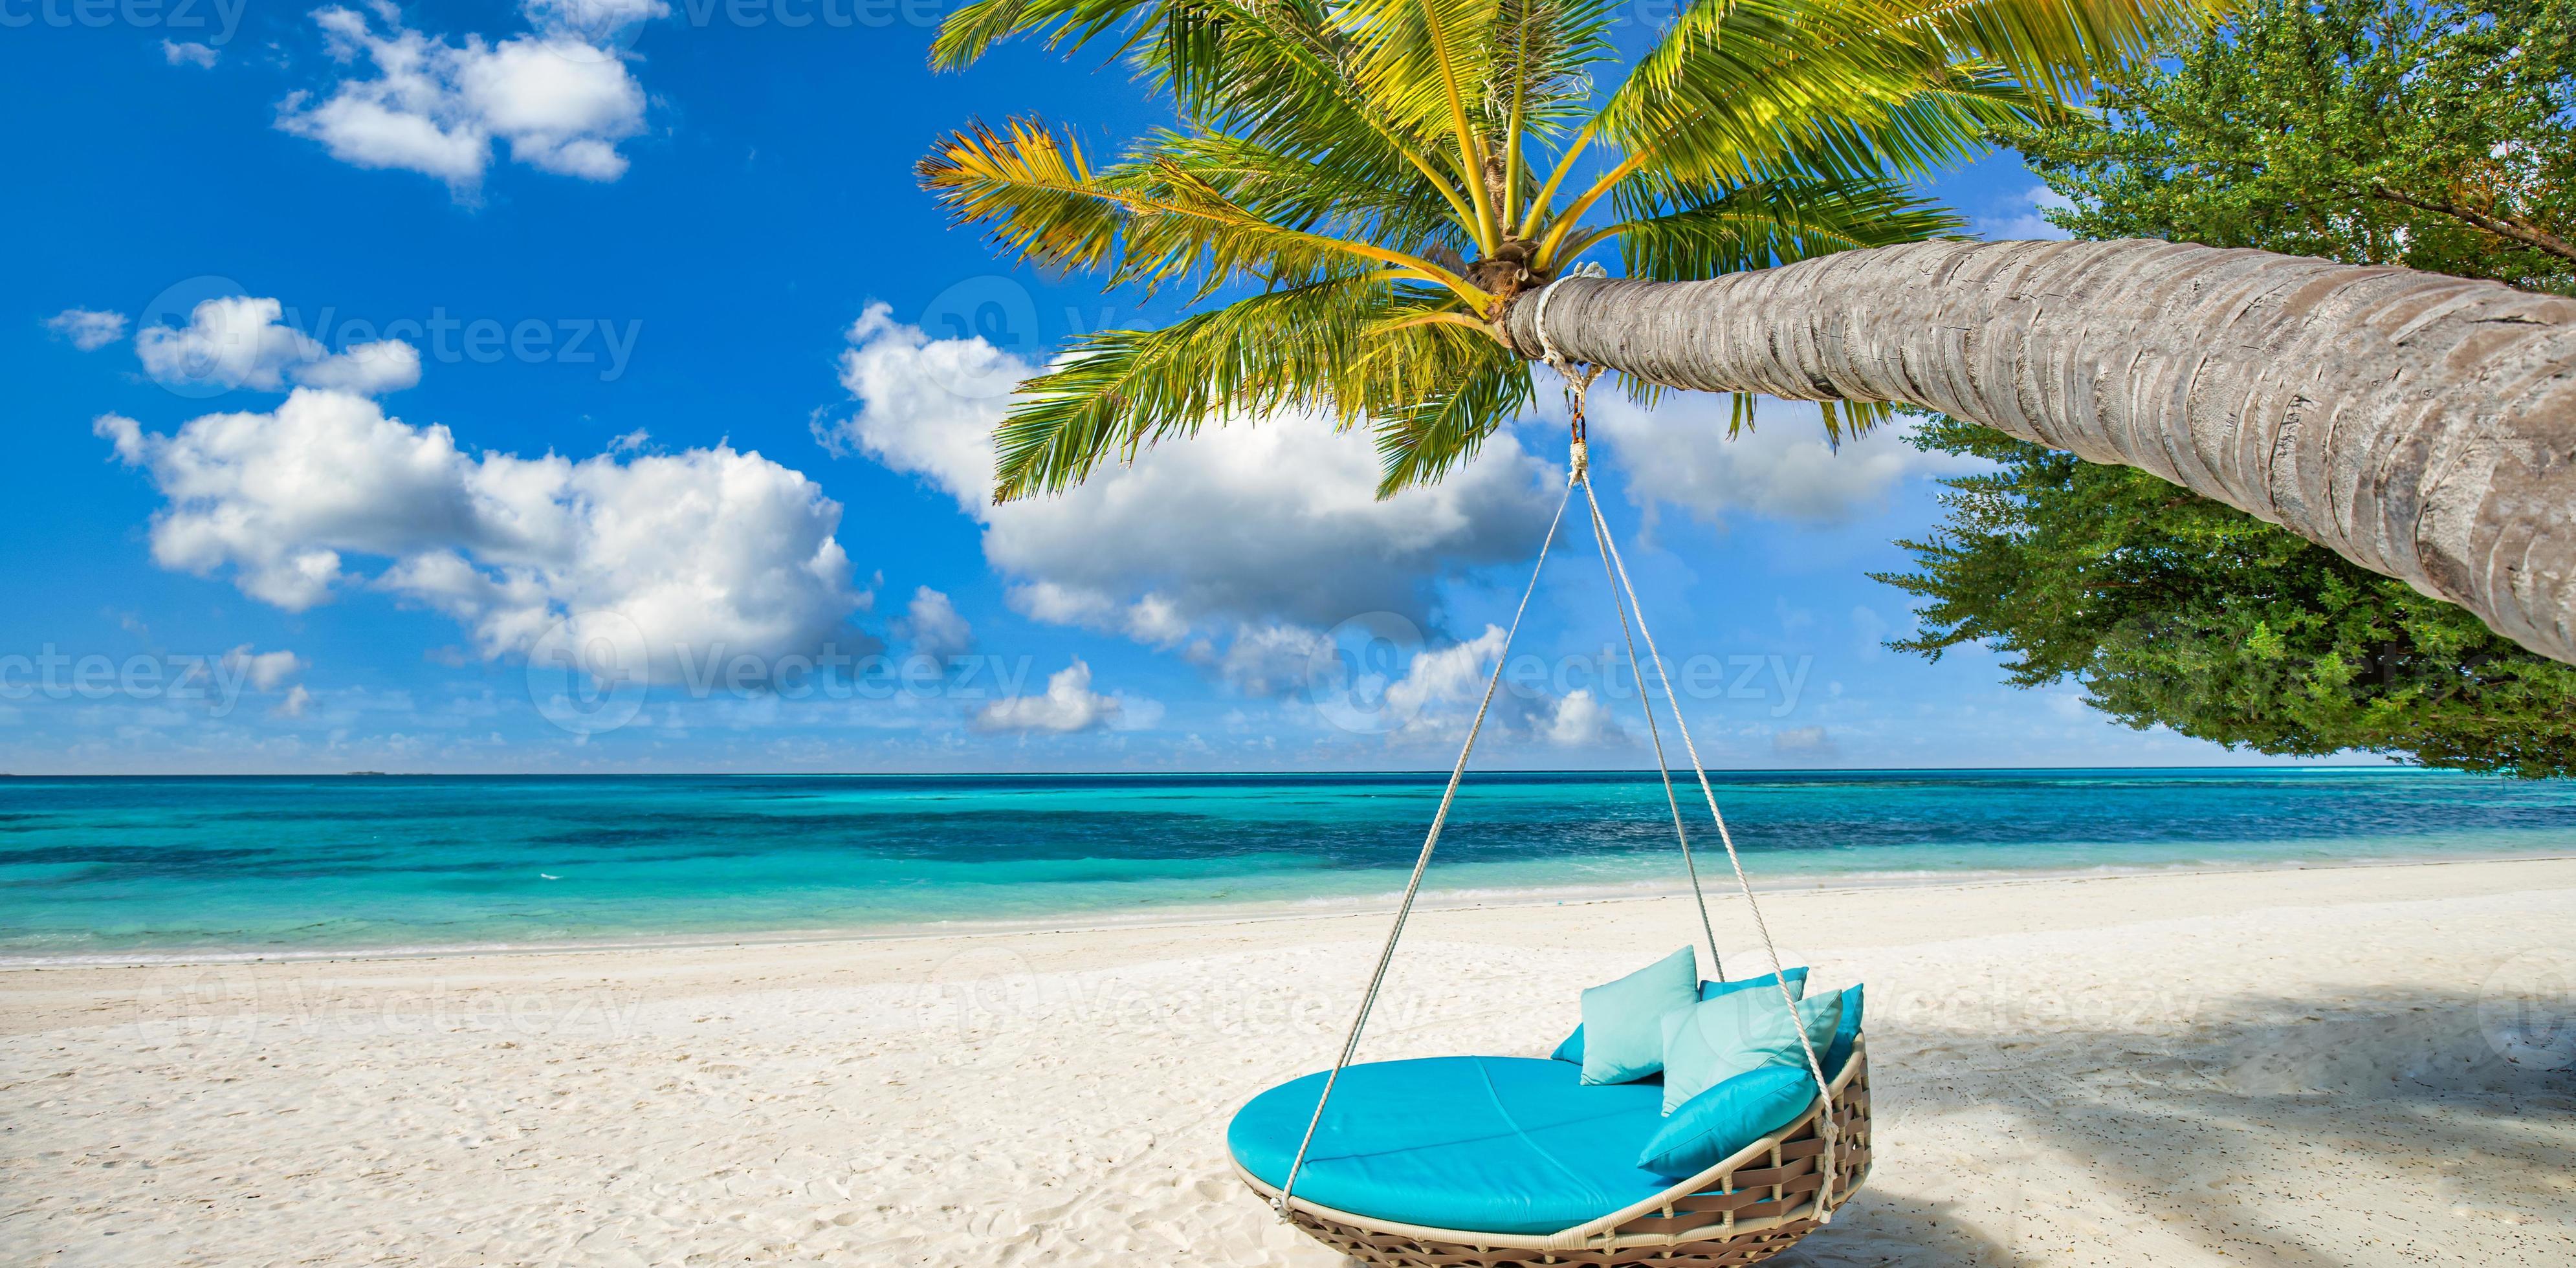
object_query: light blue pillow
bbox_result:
[1635,1066,1818,1178]
[1577,946,1699,1085]
[1549,968,1808,1065]
[1825,982,1865,1078]
[1658,987,1842,1112]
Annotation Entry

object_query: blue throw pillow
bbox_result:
[1635,1066,1819,1179]
[1824,982,1864,1078]
[1658,987,1842,1113]
[1549,968,1808,1065]
[1577,947,1699,1084]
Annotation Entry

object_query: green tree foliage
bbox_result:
[1881,0,2576,775]
[1880,416,2576,776]
[2014,0,2576,291]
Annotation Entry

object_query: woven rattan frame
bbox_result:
[1237,1041,1872,1267]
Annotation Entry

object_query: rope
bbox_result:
[1529,261,1606,372]
[1273,269,1841,1228]
[1565,402,1721,981]
[1275,478,1576,1220]
[1579,475,1841,1220]
[1530,277,1838,1213]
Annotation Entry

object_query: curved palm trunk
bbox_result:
[1499,238,2576,667]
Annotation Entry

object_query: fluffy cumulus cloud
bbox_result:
[221,644,307,691]
[1589,392,1982,527]
[45,308,127,351]
[826,305,1561,669]
[1540,688,1622,747]
[95,389,863,682]
[1380,625,1511,731]
[135,296,419,396]
[277,2,652,193]
[973,658,1125,734]
[894,586,974,662]
[1333,624,1629,748]
[162,39,221,68]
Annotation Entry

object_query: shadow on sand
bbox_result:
[1765,984,2573,1266]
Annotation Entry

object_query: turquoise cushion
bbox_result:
[1825,982,1864,1078]
[1634,1066,1820,1179]
[1579,947,1699,1084]
[1658,987,1842,1113]
[1228,1056,1680,1234]
[1551,968,1808,1066]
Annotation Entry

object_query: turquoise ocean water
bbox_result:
[3,769,2571,963]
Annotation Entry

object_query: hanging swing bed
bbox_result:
[1223,299,1873,1267]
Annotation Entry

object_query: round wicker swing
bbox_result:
[1230,296,1871,1267]
[1238,1041,1872,1268]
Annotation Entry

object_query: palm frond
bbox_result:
[1372,337,1536,495]
[1589,175,1966,276]
[993,276,1405,499]
[1344,0,1507,243]
[928,0,2220,500]
[921,118,1478,302]
[930,0,1154,69]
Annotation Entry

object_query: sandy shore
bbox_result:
[4,857,2573,1265]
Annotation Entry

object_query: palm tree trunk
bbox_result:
[1500,238,2576,668]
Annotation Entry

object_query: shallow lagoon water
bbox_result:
[4,767,2571,961]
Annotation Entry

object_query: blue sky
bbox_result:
[0,0,2343,773]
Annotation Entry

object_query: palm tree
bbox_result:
[923,0,2576,669]
[923,0,2204,496]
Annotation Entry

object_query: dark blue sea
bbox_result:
[3,768,2570,962]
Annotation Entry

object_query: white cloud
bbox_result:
[1976,184,2075,241]
[162,39,221,67]
[96,388,864,682]
[278,4,650,193]
[222,644,307,691]
[827,305,1560,682]
[973,658,1123,734]
[294,338,422,395]
[522,0,671,30]
[894,586,974,661]
[1590,393,1981,527]
[1383,624,1509,730]
[1772,725,1836,756]
[133,296,421,395]
[1541,688,1622,747]
[1337,622,1614,748]
[1187,622,1322,697]
[273,685,315,718]
[45,308,127,351]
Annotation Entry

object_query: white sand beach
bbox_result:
[4,857,2573,1266]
